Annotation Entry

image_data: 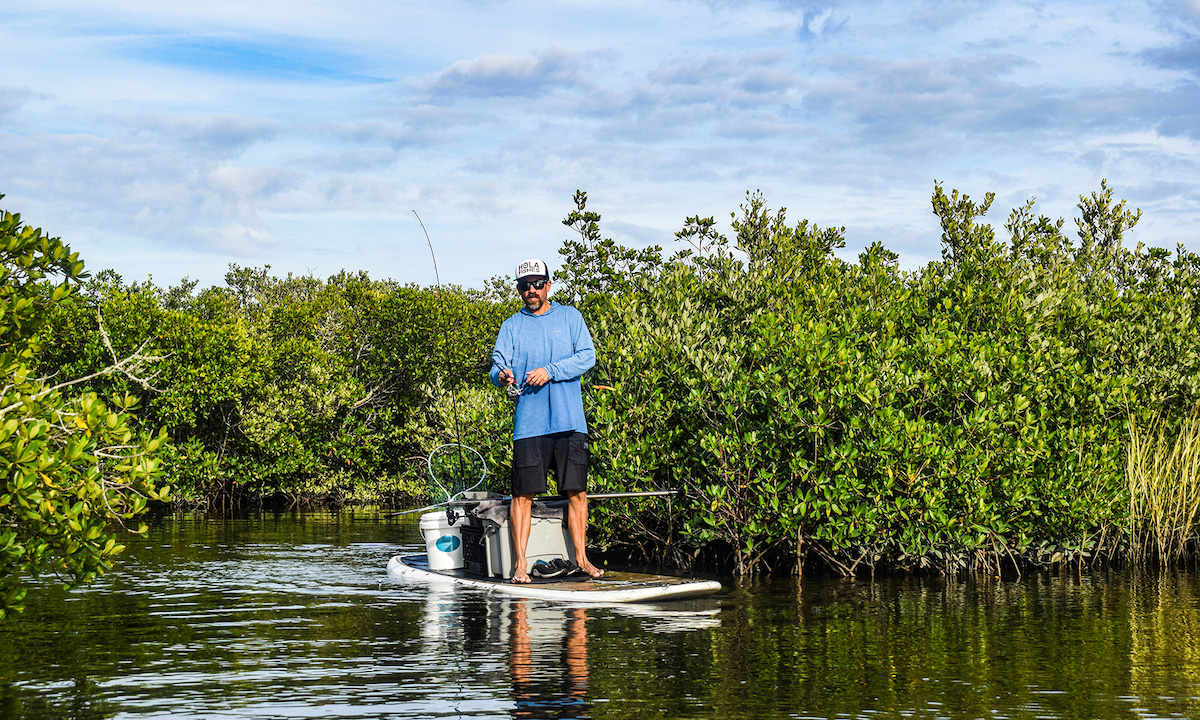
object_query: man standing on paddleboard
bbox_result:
[490,258,603,583]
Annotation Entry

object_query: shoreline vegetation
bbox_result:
[2,181,1198,614]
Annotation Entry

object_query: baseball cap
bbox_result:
[515,258,551,281]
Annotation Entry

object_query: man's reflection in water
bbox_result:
[509,600,591,719]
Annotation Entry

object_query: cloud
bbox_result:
[592,52,804,141]
[0,123,304,256]
[211,224,283,256]
[709,0,848,12]
[1163,0,1200,26]
[177,116,280,157]
[798,53,1078,149]
[1151,81,1200,136]
[332,105,487,148]
[650,52,795,87]
[300,148,398,172]
[796,6,849,40]
[418,49,588,100]
[903,1,993,32]
[606,219,672,248]
[0,87,37,118]
[206,163,299,203]
[1125,179,1198,203]
[741,66,801,94]
[127,114,281,158]
[1141,34,1200,75]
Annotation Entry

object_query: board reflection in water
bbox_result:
[417,581,719,719]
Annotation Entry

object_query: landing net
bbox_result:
[426,443,489,504]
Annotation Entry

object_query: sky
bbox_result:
[2,0,1199,291]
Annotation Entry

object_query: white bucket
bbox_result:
[420,512,463,570]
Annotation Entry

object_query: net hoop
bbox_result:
[426,443,489,503]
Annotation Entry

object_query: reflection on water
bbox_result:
[507,602,590,719]
[2,511,1200,719]
[415,574,719,719]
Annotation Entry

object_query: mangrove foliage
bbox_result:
[569,183,1200,576]
[5,181,1199,586]
[0,197,169,618]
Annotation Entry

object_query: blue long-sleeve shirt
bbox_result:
[490,301,596,440]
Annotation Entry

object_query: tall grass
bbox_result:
[1128,409,1200,563]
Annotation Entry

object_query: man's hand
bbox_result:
[525,367,550,387]
[498,368,515,385]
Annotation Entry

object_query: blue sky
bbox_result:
[2,0,1199,290]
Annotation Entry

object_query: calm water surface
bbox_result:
[1,510,1199,719]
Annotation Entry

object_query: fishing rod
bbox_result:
[412,213,481,502]
[384,489,679,518]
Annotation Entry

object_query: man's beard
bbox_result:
[524,295,544,312]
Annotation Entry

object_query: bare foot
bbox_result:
[578,561,604,578]
[511,569,532,584]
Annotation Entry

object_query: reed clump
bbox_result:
[1128,409,1200,563]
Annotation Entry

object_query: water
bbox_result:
[2,510,1200,719]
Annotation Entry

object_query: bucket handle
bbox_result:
[421,518,465,542]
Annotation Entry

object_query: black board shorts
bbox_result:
[511,431,589,496]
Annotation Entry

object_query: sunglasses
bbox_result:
[517,279,548,292]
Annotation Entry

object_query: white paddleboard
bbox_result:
[387,554,722,603]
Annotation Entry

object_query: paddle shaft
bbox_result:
[542,490,678,501]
